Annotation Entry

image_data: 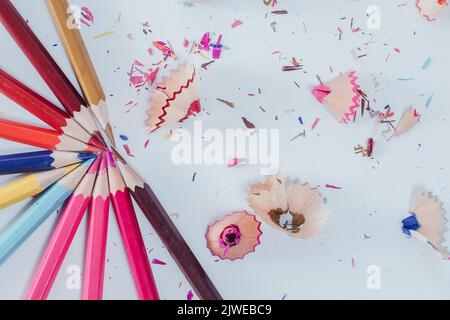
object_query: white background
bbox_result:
[1,0,450,300]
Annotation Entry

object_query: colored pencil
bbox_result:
[25,157,101,300]
[0,150,96,175]
[114,151,222,300]
[47,0,116,147]
[106,152,159,300]
[0,69,103,149]
[0,163,80,210]
[0,118,99,153]
[0,158,95,265]
[0,0,105,148]
[83,153,110,300]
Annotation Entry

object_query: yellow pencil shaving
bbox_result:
[94,31,114,39]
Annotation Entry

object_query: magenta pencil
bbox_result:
[25,156,101,300]
[82,153,110,300]
[106,151,159,300]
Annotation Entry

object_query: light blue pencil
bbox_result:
[0,158,95,265]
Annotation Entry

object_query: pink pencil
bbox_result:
[25,156,101,300]
[106,151,159,300]
[82,153,110,300]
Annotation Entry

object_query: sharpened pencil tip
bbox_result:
[87,138,104,151]
[92,131,108,150]
[86,144,102,153]
[78,152,98,161]
[110,147,126,164]
[104,123,116,147]
[106,150,115,167]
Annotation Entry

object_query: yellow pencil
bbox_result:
[0,163,80,209]
[46,0,115,146]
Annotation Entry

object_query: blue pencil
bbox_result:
[0,158,95,265]
[0,150,97,175]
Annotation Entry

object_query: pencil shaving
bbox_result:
[206,211,262,261]
[146,63,200,133]
[248,175,329,239]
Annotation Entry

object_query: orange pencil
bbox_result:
[0,118,99,152]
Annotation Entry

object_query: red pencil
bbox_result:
[0,69,102,149]
[0,0,105,148]
[25,156,101,300]
[106,151,159,300]
[83,153,110,300]
[0,118,99,153]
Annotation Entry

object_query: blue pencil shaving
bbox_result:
[425,94,434,108]
[401,215,420,236]
[421,57,432,70]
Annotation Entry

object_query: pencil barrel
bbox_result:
[0,151,94,175]
[111,188,159,300]
[0,69,68,130]
[83,195,110,300]
[0,151,54,174]
[26,195,91,300]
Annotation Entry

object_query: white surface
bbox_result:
[1,0,450,300]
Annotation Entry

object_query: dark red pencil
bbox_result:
[0,69,102,149]
[0,0,105,148]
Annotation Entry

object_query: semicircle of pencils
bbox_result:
[0,68,103,150]
[0,158,95,265]
[0,0,106,148]
[0,118,100,153]
[0,162,81,210]
[106,151,159,300]
[25,156,101,300]
[0,150,96,175]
